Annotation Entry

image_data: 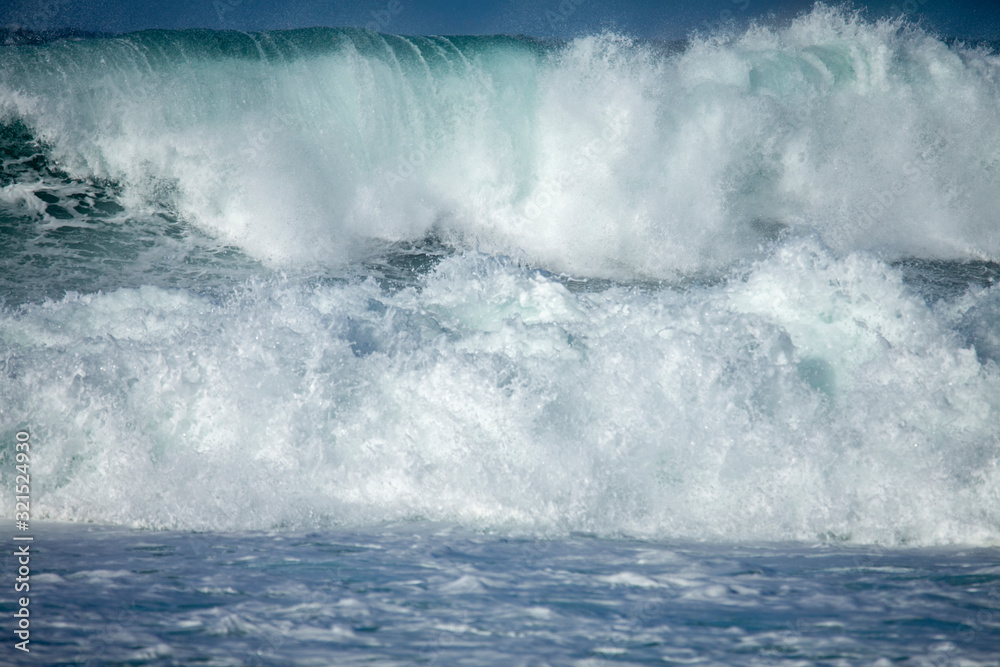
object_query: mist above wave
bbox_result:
[0,5,998,279]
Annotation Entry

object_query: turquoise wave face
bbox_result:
[2,6,1000,278]
[1,5,999,545]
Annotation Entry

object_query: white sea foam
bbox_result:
[1,6,999,277]
[2,242,997,544]
[1,5,997,544]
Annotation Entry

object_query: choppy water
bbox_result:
[8,522,998,666]
[2,4,999,663]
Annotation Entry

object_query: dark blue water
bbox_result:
[7,522,999,665]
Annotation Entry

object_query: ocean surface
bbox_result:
[1,4,999,664]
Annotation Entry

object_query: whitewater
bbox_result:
[1,5,999,664]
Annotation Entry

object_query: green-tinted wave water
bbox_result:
[1,6,999,547]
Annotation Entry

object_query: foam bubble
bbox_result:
[2,243,997,544]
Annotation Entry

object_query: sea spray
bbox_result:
[1,5,998,545]
[2,7,999,275]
